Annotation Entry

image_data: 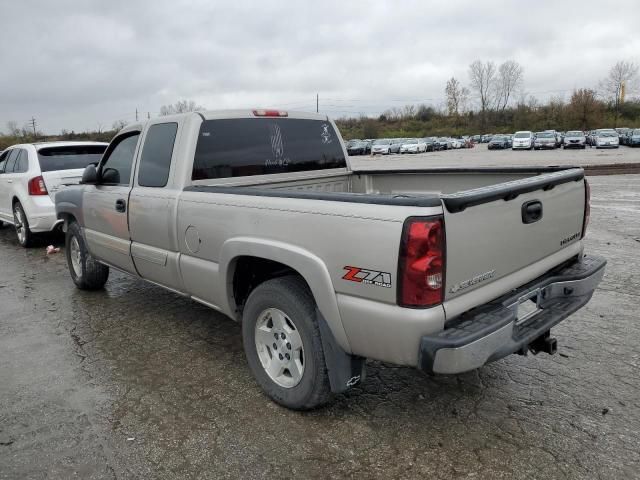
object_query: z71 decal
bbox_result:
[342,266,392,288]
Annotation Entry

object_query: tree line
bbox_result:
[338,59,639,139]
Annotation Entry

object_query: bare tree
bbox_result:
[567,89,603,130]
[445,77,470,116]
[468,60,497,128]
[496,60,524,111]
[599,60,639,126]
[112,119,128,131]
[6,121,20,136]
[401,104,416,119]
[159,100,204,116]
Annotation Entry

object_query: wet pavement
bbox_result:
[1,174,639,479]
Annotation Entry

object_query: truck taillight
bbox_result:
[28,176,48,196]
[582,179,590,238]
[398,216,445,308]
[253,109,288,117]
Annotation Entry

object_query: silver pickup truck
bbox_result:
[55,110,606,409]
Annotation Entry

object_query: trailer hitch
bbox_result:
[529,331,558,355]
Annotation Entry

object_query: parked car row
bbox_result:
[346,137,473,156]
[616,128,640,147]
[487,127,640,151]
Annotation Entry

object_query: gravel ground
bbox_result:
[0,171,639,479]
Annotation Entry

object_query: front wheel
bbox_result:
[242,276,332,410]
[66,221,109,290]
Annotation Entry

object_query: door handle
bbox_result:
[521,200,543,224]
[115,199,127,213]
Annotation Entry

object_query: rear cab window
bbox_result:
[37,145,107,172]
[192,118,346,180]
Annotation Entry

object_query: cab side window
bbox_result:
[99,133,140,186]
[138,123,178,187]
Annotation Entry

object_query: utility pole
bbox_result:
[316,93,319,113]
[28,117,37,137]
[147,112,150,120]
[135,108,139,121]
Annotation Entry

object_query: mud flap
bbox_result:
[315,309,366,393]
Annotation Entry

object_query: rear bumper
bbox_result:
[418,255,606,374]
[21,196,61,233]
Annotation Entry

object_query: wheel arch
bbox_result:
[220,237,351,353]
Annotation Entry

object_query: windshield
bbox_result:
[633,129,640,135]
[37,145,107,172]
[492,136,506,141]
[599,131,617,137]
[536,132,554,138]
[373,139,390,145]
[514,132,531,138]
[566,131,583,136]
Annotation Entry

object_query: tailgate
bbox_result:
[41,168,85,201]
[442,169,586,301]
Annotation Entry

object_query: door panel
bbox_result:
[128,121,183,291]
[82,132,140,274]
[83,185,137,273]
[129,191,183,290]
[0,150,19,219]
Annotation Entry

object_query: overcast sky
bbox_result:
[1,0,638,133]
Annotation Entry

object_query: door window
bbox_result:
[13,150,29,173]
[138,123,178,187]
[99,133,140,186]
[0,150,9,173]
[4,150,20,173]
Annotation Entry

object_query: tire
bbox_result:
[13,202,35,248]
[65,221,109,290]
[242,276,332,410]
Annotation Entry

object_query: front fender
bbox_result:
[55,186,85,228]
[219,237,352,354]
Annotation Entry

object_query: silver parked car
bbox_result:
[563,131,586,149]
[533,132,557,150]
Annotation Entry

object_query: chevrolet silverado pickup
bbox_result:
[55,110,606,409]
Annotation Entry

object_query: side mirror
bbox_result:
[81,164,98,184]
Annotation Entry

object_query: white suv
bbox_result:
[0,141,107,246]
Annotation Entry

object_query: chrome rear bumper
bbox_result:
[419,255,606,374]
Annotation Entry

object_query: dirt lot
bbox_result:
[1,168,639,479]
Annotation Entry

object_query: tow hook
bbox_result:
[529,331,558,355]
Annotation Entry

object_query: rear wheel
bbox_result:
[13,202,35,248]
[66,221,109,290]
[242,276,332,410]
